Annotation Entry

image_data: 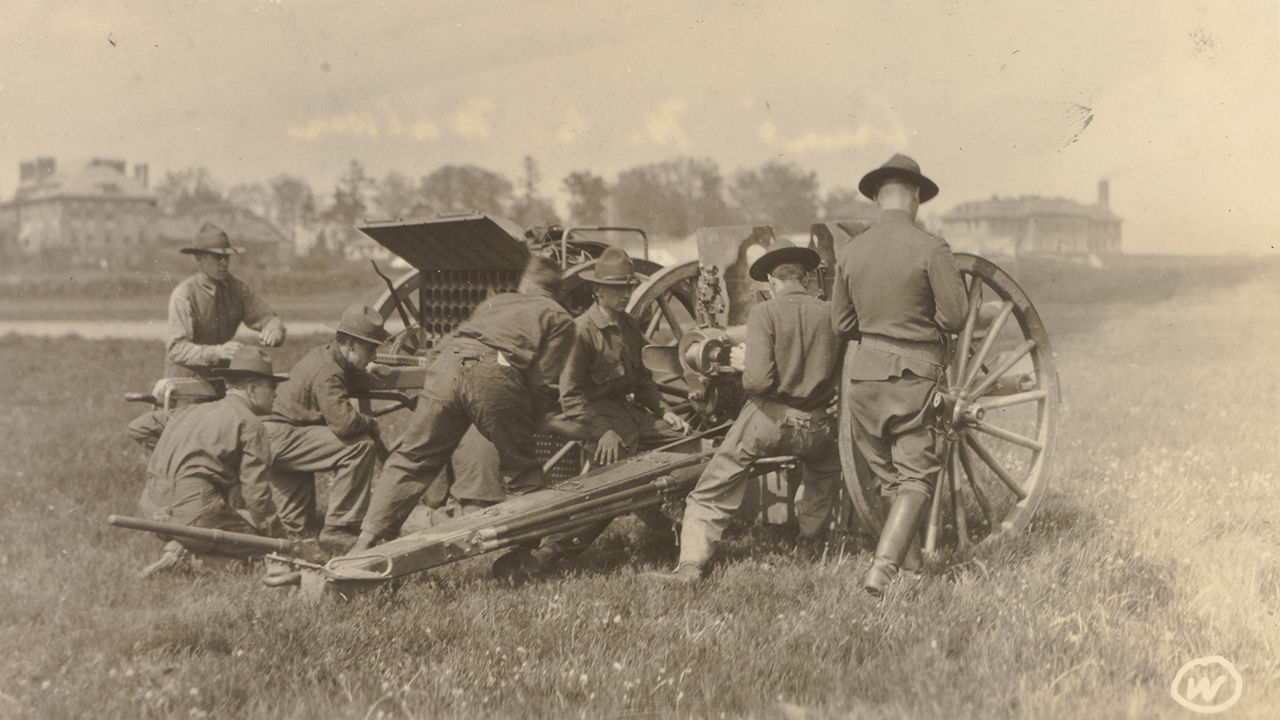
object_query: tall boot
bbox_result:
[864,489,930,597]
[877,497,922,574]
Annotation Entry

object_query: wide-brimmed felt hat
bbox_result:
[212,346,288,382]
[858,154,939,203]
[328,304,390,346]
[580,247,641,285]
[180,222,246,256]
[749,236,821,281]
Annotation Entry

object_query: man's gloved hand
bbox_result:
[594,429,627,466]
[662,410,690,435]
[728,343,746,372]
[216,340,244,361]
[259,317,286,348]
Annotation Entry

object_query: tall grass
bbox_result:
[2,270,1279,718]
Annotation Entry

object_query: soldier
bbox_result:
[263,305,389,556]
[831,154,968,597]
[349,255,576,553]
[643,238,843,584]
[137,347,294,576]
[492,247,689,582]
[165,222,286,379]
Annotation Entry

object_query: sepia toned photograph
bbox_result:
[1,2,1276,718]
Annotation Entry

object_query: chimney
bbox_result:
[134,163,149,189]
[1097,179,1110,209]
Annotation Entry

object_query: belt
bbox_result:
[750,396,831,425]
[859,334,943,368]
[450,338,512,367]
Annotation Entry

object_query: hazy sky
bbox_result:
[2,0,1276,255]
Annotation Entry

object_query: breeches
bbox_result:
[265,422,377,537]
[846,374,940,498]
[139,475,261,558]
[361,341,542,539]
[678,400,841,568]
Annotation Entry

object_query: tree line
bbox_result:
[155,156,875,255]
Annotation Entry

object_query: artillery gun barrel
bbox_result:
[107,515,296,554]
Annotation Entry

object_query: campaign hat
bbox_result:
[328,304,390,346]
[858,154,939,203]
[180,223,246,256]
[580,247,641,285]
[748,236,821,282]
[212,346,289,382]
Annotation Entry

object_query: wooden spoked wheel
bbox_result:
[843,253,1059,553]
[626,260,699,346]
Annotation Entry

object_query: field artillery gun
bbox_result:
[119,213,1059,597]
[292,217,1059,599]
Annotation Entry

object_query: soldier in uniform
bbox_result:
[137,347,293,576]
[644,238,843,584]
[264,305,389,556]
[165,222,286,379]
[492,247,688,582]
[349,255,577,553]
[831,154,969,596]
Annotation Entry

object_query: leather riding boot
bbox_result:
[864,490,930,597]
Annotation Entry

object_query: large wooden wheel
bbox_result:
[626,260,699,345]
[843,253,1059,552]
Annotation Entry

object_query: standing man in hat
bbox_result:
[137,346,292,576]
[349,255,577,553]
[644,238,844,584]
[165,222,286,379]
[263,305,389,556]
[831,154,969,596]
[492,247,689,581]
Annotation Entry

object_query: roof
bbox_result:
[942,196,1120,223]
[14,159,153,202]
[156,206,288,247]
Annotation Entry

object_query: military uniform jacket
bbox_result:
[743,281,842,412]
[143,393,274,526]
[268,342,377,440]
[559,303,665,440]
[165,273,279,378]
[452,289,576,414]
[831,209,968,381]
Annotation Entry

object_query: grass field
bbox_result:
[2,270,1279,719]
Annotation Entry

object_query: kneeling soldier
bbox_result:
[264,305,388,556]
[138,347,289,575]
[644,238,843,584]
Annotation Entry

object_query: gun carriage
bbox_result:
[122,213,1059,599]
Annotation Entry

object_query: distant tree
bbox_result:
[614,157,740,237]
[322,160,375,228]
[563,170,609,225]
[822,186,875,220]
[268,175,316,244]
[729,162,819,232]
[509,156,561,228]
[227,182,271,220]
[372,170,419,221]
[154,168,223,215]
[417,165,513,217]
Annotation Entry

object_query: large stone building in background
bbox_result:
[0,157,157,267]
[939,180,1122,259]
[0,156,289,270]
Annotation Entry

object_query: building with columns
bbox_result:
[940,181,1122,258]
